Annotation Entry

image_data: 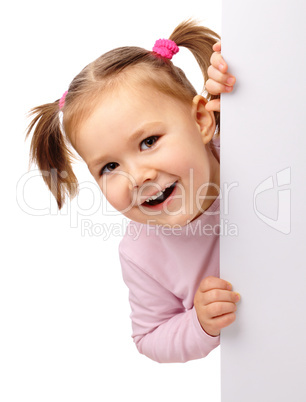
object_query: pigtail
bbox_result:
[170,20,220,83]
[26,101,77,209]
[169,20,220,129]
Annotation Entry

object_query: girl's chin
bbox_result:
[137,211,199,228]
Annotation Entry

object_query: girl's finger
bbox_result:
[205,99,220,113]
[198,276,232,293]
[205,78,233,96]
[206,301,237,318]
[212,41,221,52]
[202,289,241,306]
[211,312,236,328]
[210,51,228,73]
[207,65,236,86]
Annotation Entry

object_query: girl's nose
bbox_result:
[128,166,158,190]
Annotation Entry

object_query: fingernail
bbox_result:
[219,63,224,71]
[226,77,235,85]
[227,282,232,290]
[235,293,241,302]
[225,86,233,92]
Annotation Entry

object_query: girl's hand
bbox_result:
[205,41,236,112]
[194,276,240,337]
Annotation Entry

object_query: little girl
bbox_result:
[27,20,238,363]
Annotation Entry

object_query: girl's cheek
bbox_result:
[101,179,133,213]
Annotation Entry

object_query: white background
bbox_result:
[1,1,222,401]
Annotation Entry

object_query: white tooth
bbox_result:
[155,191,164,198]
[150,191,163,200]
[146,189,165,202]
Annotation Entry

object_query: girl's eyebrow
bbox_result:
[127,121,164,143]
[87,154,111,171]
[88,121,164,170]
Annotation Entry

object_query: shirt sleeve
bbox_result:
[119,249,220,363]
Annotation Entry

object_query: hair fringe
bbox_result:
[26,102,78,209]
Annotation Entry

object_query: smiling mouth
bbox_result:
[142,182,177,206]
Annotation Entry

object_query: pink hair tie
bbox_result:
[152,39,179,60]
[59,90,68,110]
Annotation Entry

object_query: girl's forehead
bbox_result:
[73,84,192,157]
[85,83,190,127]
[82,87,175,133]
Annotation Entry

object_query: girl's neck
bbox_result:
[198,147,220,216]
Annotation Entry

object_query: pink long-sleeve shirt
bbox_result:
[119,195,220,363]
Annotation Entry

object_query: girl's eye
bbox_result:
[100,162,119,175]
[140,135,160,150]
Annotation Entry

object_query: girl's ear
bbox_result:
[192,95,216,144]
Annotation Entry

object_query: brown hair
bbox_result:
[26,19,220,209]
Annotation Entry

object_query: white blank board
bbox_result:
[220,0,306,400]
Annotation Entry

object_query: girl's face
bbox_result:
[73,85,219,227]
